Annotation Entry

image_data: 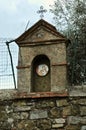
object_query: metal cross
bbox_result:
[37,6,47,19]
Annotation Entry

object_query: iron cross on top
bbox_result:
[37,6,47,19]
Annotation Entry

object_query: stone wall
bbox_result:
[0,89,86,130]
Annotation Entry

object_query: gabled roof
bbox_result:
[15,19,66,45]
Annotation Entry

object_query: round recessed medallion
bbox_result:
[36,64,49,76]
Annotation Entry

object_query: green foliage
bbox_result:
[50,0,86,85]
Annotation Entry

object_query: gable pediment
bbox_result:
[15,19,66,45]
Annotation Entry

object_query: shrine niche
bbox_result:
[31,54,50,92]
[15,19,68,93]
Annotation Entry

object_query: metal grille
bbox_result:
[0,38,18,89]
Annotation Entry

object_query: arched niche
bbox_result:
[31,55,51,92]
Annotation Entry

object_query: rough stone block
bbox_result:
[7,118,14,124]
[80,106,86,116]
[20,112,28,119]
[30,110,48,119]
[37,119,51,130]
[81,126,86,130]
[68,116,86,125]
[66,125,80,130]
[14,106,31,112]
[81,117,86,124]
[49,107,61,118]
[71,105,80,115]
[68,116,81,124]
[36,100,55,108]
[52,124,64,128]
[0,111,8,121]
[56,99,68,107]
[17,120,36,130]
[77,99,86,105]
[54,118,65,124]
[62,106,71,116]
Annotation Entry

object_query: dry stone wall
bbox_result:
[0,90,86,130]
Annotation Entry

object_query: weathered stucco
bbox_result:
[17,43,67,92]
[16,19,67,93]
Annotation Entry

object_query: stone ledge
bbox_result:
[14,91,68,99]
[0,90,68,100]
[69,90,86,97]
[0,86,86,101]
[69,85,86,97]
[0,89,17,100]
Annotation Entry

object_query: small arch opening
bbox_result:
[31,55,51,92]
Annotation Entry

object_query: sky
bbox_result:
[0,0,55,39]
[0,0,55,89]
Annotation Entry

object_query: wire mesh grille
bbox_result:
[0,38,18,89]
